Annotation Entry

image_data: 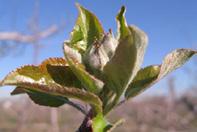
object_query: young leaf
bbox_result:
[23,83,102,113]
[26,88,68,107]
[11,86,71,107]
[11,87,26,95]
[67,3,104,53]
[125,49,197,99]
[63,43,82,63]
[41,57,83,88]
[65,54,104,94]
[103,25,148,95]
[116,6,130,39]
[1,73,103,113]
[125,65,160,98]
[0,65,69,107]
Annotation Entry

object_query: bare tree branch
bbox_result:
[0,25,58,43]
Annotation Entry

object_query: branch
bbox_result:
[0,25,59,43]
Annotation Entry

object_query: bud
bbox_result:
[84,32,118,71]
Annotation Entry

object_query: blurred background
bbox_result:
[0,0,197,132]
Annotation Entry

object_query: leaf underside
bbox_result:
[125,49,197,98]
[0,58,102,113]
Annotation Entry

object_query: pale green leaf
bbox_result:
[116,6,130,39]
[103,25,148,95]
[125,49,197,99]
[125,65,160,98]
[65,55,104,94]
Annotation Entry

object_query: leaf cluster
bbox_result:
[1,4,196,132]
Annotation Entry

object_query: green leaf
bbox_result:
[1,65,68,107]
[26,88,68,107]
[63,43,82,63]
[125,49,197,99]
[83,33,118,71]
[116,6,130,39]
[158,49,196,79]
[67,3,104,53]
[2,81,102,113]
[11,87,26,95]
[21,83,102,113]
[103,25,148,95]
[11,86,67,107]
[1,58,82,88]
[1,65,53,85]
[1,60,103,113]
[125,65,160,98]
[65,54,104,94]
[41,58,82,88]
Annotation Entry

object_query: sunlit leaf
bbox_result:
[116,6,129,39]
[83,33,118,73]
[103,25,148,95]
[125,65,160,98]
[65,54,104,94]
[0,60,103,113]
[67,3,104,53]
[2,80,102,114]
[125,49,197,99]
[42,58,82,88]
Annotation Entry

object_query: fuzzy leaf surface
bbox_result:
[125,49,197,98]
[103,25,148,95]
[65,55,104,94]
[0,59,103,113]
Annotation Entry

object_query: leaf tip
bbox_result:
[75,2,85,13]
[117,6,126,20]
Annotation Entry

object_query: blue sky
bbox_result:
[0,0,197,97]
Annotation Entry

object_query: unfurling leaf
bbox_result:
[67,3,104,53]
[103,25,148,95]
[0,4,196,132]
[125,49,197,99]
[116,6,130,39]
[65,53,104,94]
